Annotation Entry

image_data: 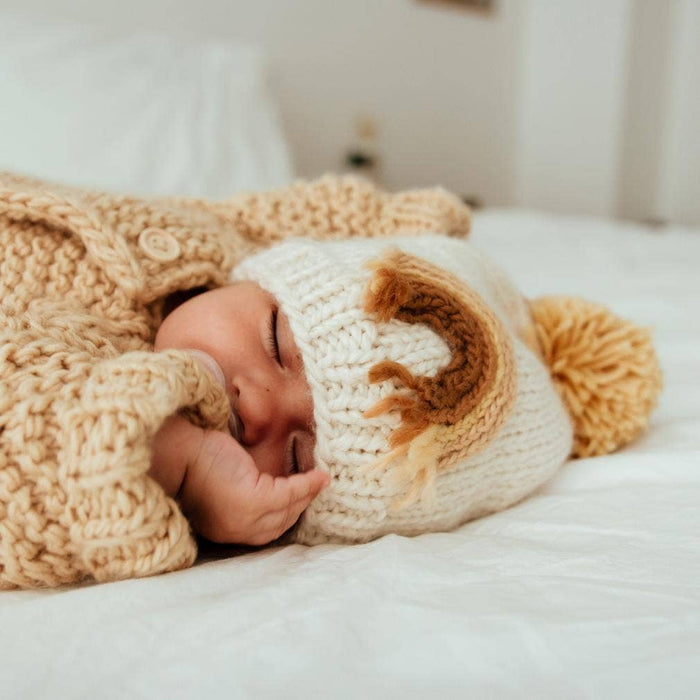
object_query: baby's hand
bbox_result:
[151,415,329,545]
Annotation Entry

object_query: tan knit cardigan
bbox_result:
[0,171,471,589]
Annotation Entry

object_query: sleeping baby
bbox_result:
[0,171,661,589]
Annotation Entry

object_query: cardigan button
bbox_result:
[138,227,181,262]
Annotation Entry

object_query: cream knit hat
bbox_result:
[231,234,661,545]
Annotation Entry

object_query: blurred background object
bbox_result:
[1,0,698,226]
[416,0,495,15]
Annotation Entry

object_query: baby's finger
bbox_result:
[248,494,317,546]
[272,469,330,511]
[250,468,329,516]
[265,471,330,539]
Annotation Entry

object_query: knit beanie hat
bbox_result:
[231,234,662,545]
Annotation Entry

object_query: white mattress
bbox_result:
[2,210,699,699]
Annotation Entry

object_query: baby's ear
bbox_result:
[362,249,516,507]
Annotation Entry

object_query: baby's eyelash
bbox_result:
[286,436,300,475]
[267,307,282,365]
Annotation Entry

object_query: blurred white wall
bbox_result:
[514,0,632,219]
[1,0,524,208]
[616,0,675,224]
[658,0,700,228]
[2,0,699,224]
[515,0,700,227]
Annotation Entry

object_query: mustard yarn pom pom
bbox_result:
[530,296,662,457]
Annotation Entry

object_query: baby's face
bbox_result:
[155,282,315,478]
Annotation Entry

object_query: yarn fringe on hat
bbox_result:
[361,249,517,507]
[530,296,662,457]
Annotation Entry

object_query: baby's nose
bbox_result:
[233,376,276,446]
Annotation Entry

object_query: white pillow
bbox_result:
[0,12,293,197]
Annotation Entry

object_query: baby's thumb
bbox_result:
[272,468,330,511]
[305,469,331,498]
[268,469,330,542]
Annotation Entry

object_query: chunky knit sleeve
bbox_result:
[0,304,230,589]
[209,175,472,245]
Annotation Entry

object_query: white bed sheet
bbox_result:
[1,211,699,699]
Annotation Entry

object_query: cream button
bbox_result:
[138,227,181,262]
